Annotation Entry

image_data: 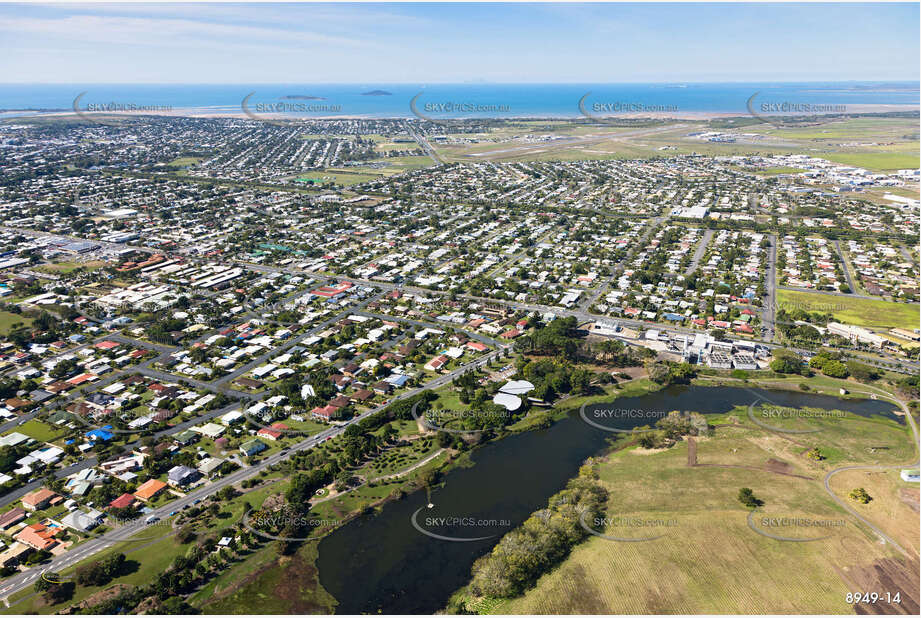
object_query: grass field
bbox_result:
[167,156,204,167]
[33,260,107,275]
[776,289,920,331]
[751,117,918,142]
[14,419,65,443]
[429,115,920,169]
[820,152,920,172]
[827,468,919,554]
[0,310,31,336]
[296,168,382,186]
[374,154,434,173]
[477,405,915,614]
[1,483,285,615]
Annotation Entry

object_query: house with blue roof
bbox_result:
[86,426,114,441]
[384,373,410,387]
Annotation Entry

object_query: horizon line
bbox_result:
[1,80,918,86]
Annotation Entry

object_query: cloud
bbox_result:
[0,13,370,51]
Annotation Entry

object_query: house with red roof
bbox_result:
[109,493,137,510]
[66,373,96,386]
[15,523,61,551]
[311,405,342,421]
[424,355,448,371]
[258,422,290,441]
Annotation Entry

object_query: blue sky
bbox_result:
[1,2,918,83]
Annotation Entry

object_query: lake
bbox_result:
[316,385,899,614]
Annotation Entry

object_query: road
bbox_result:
[832,239,858,294]
[762,233,778,342]
[683,228,714,278]
[821,389,920,559]
[405,121,442,165]
[0,339,505,603]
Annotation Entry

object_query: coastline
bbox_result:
[3,103,918,122]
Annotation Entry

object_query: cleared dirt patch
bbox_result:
[897,488,919,513]
[765,458,794,475]
[687,436,698,465]
[836,558,920,615]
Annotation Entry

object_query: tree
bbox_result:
[846,360,880,383]
[570,368,593,395]
[805,447,825,461]
[821,359,849,379]
[75,553,126,587]
[769,349,804,374]
[34,572,74,604]
[737,487,763,508]
[647,362,670,384]
[849,487,872,504]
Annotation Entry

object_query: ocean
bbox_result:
[0,82,917,119]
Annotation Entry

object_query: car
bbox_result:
[192,498,201,505]
[169,510,178,516]
[145,515,160,524]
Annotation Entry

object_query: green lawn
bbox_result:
[167,156,204,168]
[296,169,382,186]
[15,419,65,443]
[776,289,920,331]
[820,151,919,172]
[0,310,31,336]
[196,542,337,614]
[357,438,440,479]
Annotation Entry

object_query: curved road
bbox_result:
[821,389,919,559]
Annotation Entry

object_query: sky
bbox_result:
[1,2,918,83]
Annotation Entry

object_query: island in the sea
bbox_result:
[281,95,326,100]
